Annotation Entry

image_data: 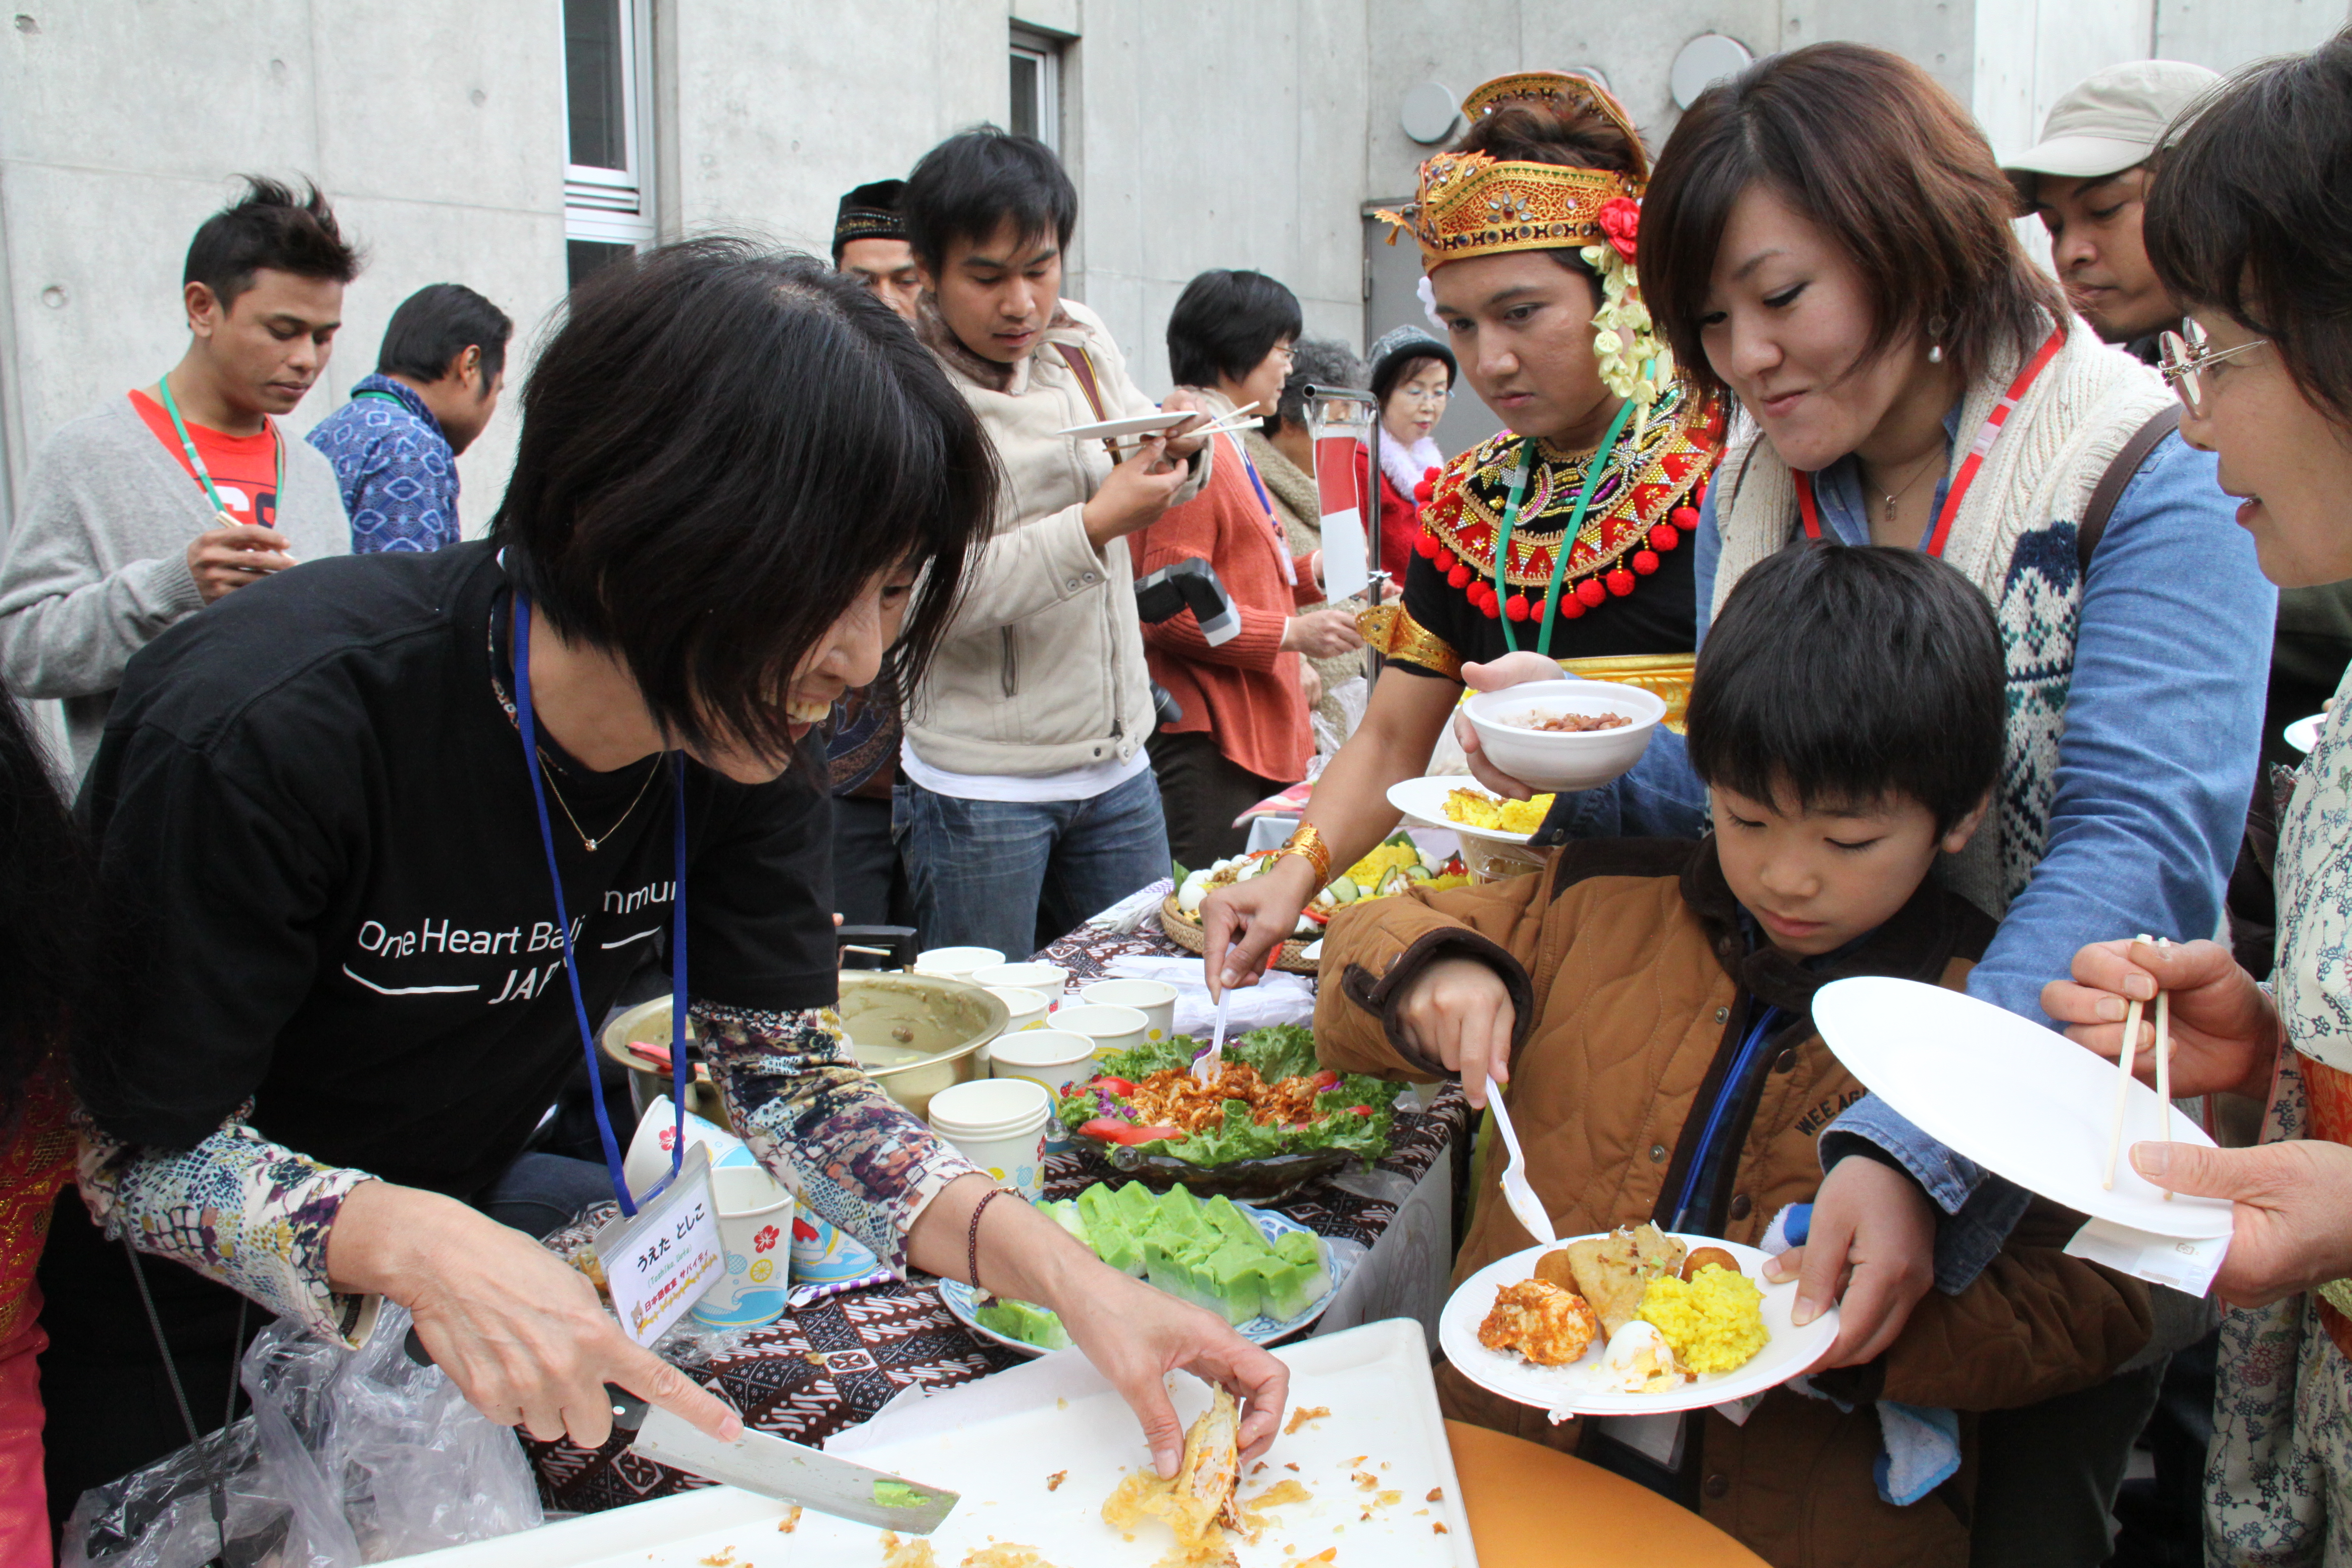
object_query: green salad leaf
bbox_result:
[1052,1026,1406,1167]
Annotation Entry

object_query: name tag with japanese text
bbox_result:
[594,1141,722,1345]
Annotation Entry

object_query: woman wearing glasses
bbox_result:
[1626,43,2273,1564]
[2044,31,2352,1557]
[1364,326,1456,588]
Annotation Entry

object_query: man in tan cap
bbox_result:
[2005,59,2220,357]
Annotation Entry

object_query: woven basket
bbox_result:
[1158,895,1320,975]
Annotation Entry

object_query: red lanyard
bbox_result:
[1796,326,2066,557]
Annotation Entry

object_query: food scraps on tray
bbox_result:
[1102,1389,1243,1565]
[1059,1026,1402,1168]
[1174,833,1469,937]
[1476,1224,1770,1392]
[974,1183,1331,1346]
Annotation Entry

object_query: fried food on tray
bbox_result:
[1121,1060,1322,1136]
[1564,1223,1688,1338]
[1476,1278,1601,1366]
[1638,1262,1769,1374]
[1532,1246,1579,1292]
[1103,1388,1243,1564]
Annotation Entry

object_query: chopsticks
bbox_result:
[2102,933,2173,1192]
[1112,401,1263,452]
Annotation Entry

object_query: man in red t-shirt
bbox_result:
[0,176,359,773]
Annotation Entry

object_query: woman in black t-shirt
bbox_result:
[1205,72,1723,994]
[51,243,1288,1510]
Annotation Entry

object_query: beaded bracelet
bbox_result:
[966,1185,1017,1302]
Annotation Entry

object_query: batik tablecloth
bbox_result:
[527,924,1468,1514]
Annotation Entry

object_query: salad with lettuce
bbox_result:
[1055,1024,1402,1168]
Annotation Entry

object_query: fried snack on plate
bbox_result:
[1564,1223,1688,1338]
[1680,1245,1740,1281]
[1102,1388,1243,1566]
[877,1531,940,1568]
[1477,1278,1600,1365]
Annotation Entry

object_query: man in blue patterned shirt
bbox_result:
[308,283,512,553]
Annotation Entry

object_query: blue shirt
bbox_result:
[1566,409,2273,1287]
[306,374,462,554]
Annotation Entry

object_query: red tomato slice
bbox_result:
[1309,1069,1341,1092]
[1078,1118,1182,1147]
[1095,1077,1136,1096]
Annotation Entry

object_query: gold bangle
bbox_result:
[1278,823,1334,888]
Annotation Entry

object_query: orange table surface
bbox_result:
[1445,1420,1768,1567]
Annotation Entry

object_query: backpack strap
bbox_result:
[1052,342,1126,462]
[2077,405,2182,575]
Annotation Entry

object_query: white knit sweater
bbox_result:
[1711,322,2173,918]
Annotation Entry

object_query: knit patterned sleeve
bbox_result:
[694,1000,980,1275]
[75,1108,380,1346]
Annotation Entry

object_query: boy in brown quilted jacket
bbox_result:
[1316,546,2152,1568]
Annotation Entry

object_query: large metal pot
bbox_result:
[597,972,1009,1127]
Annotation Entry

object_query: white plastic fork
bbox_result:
[1192,966,1233,1084]
[1486,1076,1555,1245]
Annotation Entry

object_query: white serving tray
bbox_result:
[390,1317,1476,1567]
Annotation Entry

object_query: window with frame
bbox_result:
[564,0,654,288]
[1009,29,1061,151]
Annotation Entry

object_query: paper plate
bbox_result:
[1056,409,1197,441]
[940,1201,1354,1355]
[1386,775,1543,846]
[2286,712,2326,755]
[1439,1235,1835,1417]
[1812,976,2234,1240]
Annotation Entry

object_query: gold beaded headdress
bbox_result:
[1376,70,1673,416]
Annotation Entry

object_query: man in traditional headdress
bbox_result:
[832,179,921,321]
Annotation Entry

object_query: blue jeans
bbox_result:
[901,768,1170,958]
[476,1152,619,1238]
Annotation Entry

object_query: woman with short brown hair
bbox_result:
[1628,41,2274,1568]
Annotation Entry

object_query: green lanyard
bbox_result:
[1492,392,1640,657]
[156,376,283,523]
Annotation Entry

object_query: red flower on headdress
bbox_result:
[1597,196,1641,261]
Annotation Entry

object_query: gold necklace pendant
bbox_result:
[539,751,662,853]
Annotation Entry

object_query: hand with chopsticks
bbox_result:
[2042,936,2281,1106]
[2040,937,2352,1308]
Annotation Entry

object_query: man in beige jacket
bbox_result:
[898,128,1210,956]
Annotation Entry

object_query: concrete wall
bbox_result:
[0,0,569,536]
[2,0,2344,547]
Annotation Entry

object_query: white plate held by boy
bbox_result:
[1439,1233,1837,1419]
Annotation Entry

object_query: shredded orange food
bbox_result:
[1124,1062,1326,1135]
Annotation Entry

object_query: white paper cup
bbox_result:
[971,961,1070,1002]
[623,1095,760,1199]
[1049,1003,1150,1065]
[1079,979,1177,1045]
[688,1164,795,1329]
[913,945,1005,979]
[988,1029,1097,1152]
[983,985,1051,1036]
[927,1078,1053,1201]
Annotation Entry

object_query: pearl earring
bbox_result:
[1927,315,1948,364]
[1929,343,1944,364]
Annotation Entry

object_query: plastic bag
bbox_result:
[63,1303,542,1567]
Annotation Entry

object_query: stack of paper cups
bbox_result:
[987,1029,1097,1152]
[972,961,1070,1005]
[927,1078,1052,1200]
[1049,1003,1149,1065]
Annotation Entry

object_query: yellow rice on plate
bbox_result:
[1635,1264,1768,1374]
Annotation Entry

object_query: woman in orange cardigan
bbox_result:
[1138,270,1364,868]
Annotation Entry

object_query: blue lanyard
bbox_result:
[511,591,688,1218]
[1668,1003,1785,1231]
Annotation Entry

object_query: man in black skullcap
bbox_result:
[832,179,920,321]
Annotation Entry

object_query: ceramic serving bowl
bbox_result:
[1461,678,1666,792]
